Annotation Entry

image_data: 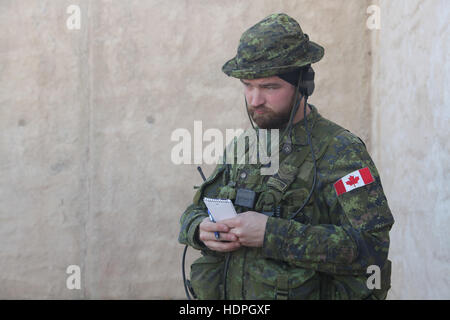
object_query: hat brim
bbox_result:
[222,41,324,79]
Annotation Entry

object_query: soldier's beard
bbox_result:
[249,104,293,129]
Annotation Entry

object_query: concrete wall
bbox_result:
[370,0,450,299]
[0,0,448,299]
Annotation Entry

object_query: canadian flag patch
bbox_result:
[334,167,374,196]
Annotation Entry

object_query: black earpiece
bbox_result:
[298,64,315,97]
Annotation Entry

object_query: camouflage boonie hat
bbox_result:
[222,13,324,79]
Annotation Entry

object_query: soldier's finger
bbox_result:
[200,231,237,242]
[220,217,241,228]
[200,221,229,233]
[204,240,241,252]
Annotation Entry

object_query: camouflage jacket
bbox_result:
[178,105,394,300]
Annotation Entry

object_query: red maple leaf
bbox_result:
[346,175,359,186]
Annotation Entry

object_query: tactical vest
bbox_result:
[190,111,391,300]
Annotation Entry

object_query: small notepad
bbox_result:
[203,197,237,222]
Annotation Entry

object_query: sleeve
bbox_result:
[178,164,227,251]
[261,132,395,275]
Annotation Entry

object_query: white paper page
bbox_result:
[203,197,237,222]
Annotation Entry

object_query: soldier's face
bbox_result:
[241,76,296,129]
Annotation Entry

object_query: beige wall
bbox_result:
[370,0,450,299]
[0,0,448,299]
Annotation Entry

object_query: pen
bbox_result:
[207,209,220,240]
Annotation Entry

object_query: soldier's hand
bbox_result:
[221,211,268,248]
[199,217,241,252]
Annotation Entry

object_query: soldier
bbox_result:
[179,13,394,300]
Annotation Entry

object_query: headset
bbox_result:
[182,64,318,300]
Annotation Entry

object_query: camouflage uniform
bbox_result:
[178,13,394,300]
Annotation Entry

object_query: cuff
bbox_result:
[188,215,208,250]
[261,217,292,261]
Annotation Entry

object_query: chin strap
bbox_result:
[245,96,257,131]
[281,72,305,154]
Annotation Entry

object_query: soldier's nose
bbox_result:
[249,90,265,107]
